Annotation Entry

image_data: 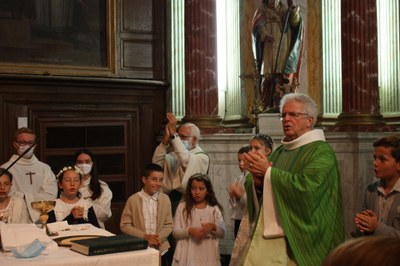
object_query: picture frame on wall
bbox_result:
[0,0,116,77]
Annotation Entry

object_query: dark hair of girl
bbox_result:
[73,148,102,200]
[0,168,13,182]
[183,173,223,223]
[251,133,274,150]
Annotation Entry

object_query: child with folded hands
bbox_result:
[120,163,173,266]
[47,166,100,227]
[172,173,225,266]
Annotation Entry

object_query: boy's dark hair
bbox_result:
[373,135,400,162]
[238,145,251,154]
[143,163,164,177]
[0,168,13,182]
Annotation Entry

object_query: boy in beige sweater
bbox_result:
[120,163,173,265]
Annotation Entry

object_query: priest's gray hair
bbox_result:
[279,93,318,127]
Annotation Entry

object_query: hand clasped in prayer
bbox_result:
[242,151,272,186]
[71,206,85,219]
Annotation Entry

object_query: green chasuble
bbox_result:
[244,130,344,266]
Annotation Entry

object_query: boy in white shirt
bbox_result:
[120,163,173,265]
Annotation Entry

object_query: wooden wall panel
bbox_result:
[122,1,153,33]
[117,0,166,79]
[0,0,168,233]
[123,41,153,68]
[0,76,168,233]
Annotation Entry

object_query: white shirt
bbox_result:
[139,190,158,234]
[53,198,92,221]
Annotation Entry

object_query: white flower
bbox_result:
[56,166,84,179]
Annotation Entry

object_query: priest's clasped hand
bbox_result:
[243,151,272,178]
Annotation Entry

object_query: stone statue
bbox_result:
[252,0,303,112]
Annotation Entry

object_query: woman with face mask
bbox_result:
[73,149,113,229]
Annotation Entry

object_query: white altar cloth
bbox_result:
[0,246,160,266]
[0,222,159,266]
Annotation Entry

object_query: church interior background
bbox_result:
[0,0,399,255]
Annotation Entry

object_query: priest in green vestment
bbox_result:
[241,93,344,266]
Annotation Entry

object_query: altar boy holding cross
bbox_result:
[1,127,57,223]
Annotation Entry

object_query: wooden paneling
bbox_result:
[0,76,168,233]
[0,0,168,233]
[122,1,153,33]
[117,0,166,79]
[123,41,153,68]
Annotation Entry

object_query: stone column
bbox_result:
[183,0,222,128]
[336,0,385,129]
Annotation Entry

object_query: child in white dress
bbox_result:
[227,145,251,237]
[0,168,30,223]
[47,166,100,227]
[172,173,225,266]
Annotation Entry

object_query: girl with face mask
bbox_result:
[73,149,113,229]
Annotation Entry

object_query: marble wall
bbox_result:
[200,130,388,254]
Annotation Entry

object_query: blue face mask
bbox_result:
[10,239,46,258]
[181,140,191,150]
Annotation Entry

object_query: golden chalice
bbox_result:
[31,200,57,236]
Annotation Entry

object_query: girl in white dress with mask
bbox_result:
[74,149,112,229]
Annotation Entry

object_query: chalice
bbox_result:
[31,200,57,236]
